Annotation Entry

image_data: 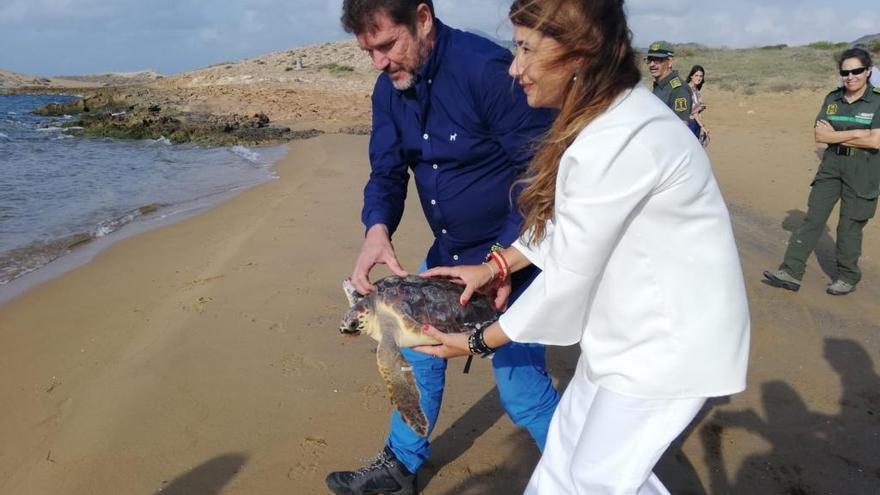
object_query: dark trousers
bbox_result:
[687,119,701,139]
[780,173,874,285]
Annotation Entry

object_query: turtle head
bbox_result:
[340,305,368,336]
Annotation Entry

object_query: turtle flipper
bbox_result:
[342,278,364,307]
[376,334,428,436]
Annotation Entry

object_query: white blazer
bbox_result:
[499,84,750,399]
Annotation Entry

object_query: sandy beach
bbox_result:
[1,86,879,494]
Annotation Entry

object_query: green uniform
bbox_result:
[780,85,880,285]
[652,70,692,121]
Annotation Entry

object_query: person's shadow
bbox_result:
[655,398,731,495]
[700,338,880,494]
[780,209,838,280]
[417,385,536,492]
[158,453,247,495]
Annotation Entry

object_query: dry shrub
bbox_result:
[767,80,800,93]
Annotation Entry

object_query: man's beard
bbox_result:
[388,39,432,91]
[391,72,417,91]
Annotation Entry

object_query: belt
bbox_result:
[829,145,878,157]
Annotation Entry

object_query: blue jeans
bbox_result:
[687,119,701,139]
[386,344,560,473]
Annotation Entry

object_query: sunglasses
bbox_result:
[644,57,668,64]
[839,67,868,77]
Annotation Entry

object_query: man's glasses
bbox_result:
[839,67,868,77]
[644,57,668,64]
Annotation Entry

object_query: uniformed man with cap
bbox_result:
[646,41,692,123]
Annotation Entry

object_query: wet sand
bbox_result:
[1,88,879,494]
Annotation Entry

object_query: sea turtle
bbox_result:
[340,275,498,436]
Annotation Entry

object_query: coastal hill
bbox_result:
[0,69,162,89]
[0,69,102,89]
[853,33,880,46]
[145,39,377,131]
[53,70,164,87]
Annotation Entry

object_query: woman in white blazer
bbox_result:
[415,0,750,493]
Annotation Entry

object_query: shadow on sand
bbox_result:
[700,337,880,494]
[159,453,247,495]
[425,335,880,494]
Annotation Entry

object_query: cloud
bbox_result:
[627,0,877,48]
[0,0,113,26]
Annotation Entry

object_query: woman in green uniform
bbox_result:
[764,47,880,295]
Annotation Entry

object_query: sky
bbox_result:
[1,0,877,76]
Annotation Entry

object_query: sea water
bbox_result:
[0,93,286,294]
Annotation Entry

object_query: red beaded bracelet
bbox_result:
[488,254,505,281]
[489,251,510,280]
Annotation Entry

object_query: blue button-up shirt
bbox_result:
[363,20,554,273]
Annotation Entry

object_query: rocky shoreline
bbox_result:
[3,39,379,145]
[10,88,323,146]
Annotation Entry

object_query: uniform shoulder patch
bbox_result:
[670,77,682,89]
[674,97,688,112]
[873,87,880,94]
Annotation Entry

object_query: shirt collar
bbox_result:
[415,18,448,85]
[655,70,678,89]
[835,84,874,103]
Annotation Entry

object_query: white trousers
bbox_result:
[524,359,706,495]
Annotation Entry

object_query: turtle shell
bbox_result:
[373,276,497,333]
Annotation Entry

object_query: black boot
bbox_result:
[325,446,416,495]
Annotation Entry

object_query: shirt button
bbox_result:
[423,133,429,140]
[430,199,437,206]
[432,163,438,170]
[453,254,459,261]
[441,229,447,234]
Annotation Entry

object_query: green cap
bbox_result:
[647,41,674,58]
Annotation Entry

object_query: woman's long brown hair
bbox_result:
[510,0,641,244]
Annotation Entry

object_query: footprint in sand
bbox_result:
[179,275,224,290]
[241,312,286,331]
[181,296,213,313]
[287,436,328,477]
[357,383,386,411]
[277,353,329,377]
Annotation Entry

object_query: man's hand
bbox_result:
[351,224,408,294]
[421,263,496,306]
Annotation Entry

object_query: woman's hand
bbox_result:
[492,278,512,312]
[421,263,496,306]
[815,119,836,143]
[412,325,471,359]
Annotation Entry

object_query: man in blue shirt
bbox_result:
[327,1,560,494]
